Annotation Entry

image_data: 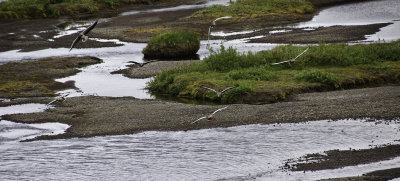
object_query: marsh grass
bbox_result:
[294,69,339,88]
[192,0,314,20]
[147,41,400,103]
[0,0,158,19]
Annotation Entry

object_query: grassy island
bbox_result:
[147,41,400,104]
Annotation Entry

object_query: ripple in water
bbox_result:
[0,119,399,180]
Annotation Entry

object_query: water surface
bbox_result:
[0,119,399,180]
[296,0,400,42]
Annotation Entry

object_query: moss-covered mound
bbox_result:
[147,41,400,104]
[142,30,200,60]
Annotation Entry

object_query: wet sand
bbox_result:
[320,167,400,181]
[286,144,400,172]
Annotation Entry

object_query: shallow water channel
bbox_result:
[1,0,400,180]
[1,112,399,180]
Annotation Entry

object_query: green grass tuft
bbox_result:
[294,69,339,88]
[142,29,200,59]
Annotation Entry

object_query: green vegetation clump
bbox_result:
[294,69,338,88]
[147,41,400,103]
[0,56,101,98]
[300,42,400,66]
[142,30,200,60]
[0,0,159,19]
[192,0,314,20]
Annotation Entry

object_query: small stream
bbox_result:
[1,0,400,180]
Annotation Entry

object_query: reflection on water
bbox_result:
[0,119,399,180]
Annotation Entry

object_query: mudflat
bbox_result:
[4,85,399,140]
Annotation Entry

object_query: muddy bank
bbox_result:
[0,56,102,98]
[247,23,392,44]
[0,18,123,52]
[3,85,399,140]
[320,167,400,181]
[112,60,201,78]
[285,144,400,171]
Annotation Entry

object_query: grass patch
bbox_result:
[191,0,314,20]
[142,29,200,60]
[0,56,102,98]
[299,42,400,66]
[294,69,339,88]
[147,41,400,103]
[0,0,160,19]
